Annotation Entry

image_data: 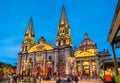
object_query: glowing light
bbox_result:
[28,43,53,53]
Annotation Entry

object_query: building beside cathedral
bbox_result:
[17,6,112,77]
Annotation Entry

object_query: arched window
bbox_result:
[66,39,69,45]
[60,40,63,45]
[49,56,52,61]
[25,46,27,51]
[22,47,24,52]
[29,58,32,62]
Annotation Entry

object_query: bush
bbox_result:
[115,74,120,83]
[99,70,104,80]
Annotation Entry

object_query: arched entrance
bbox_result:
[83,60,90,75]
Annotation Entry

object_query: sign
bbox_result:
[36,55,43,63]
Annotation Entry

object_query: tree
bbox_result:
[0,61,14,75]
[56,55,65,76]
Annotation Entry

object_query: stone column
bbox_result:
[33,52,36,74]
[89,59,92,77]
[96,57,99,77]
[74,59,77,74]
[64,47,71,75]
[43,51,46,75]
[80,60,83,75]
[54,50,58,73]
[17,54,22,74]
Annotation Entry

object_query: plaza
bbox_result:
[0,77,103,83]
[0,0,120,83]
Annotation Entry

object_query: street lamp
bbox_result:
[68,56,75,75]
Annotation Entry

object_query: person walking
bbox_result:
[105,68,112,83]
[74,74,78,83]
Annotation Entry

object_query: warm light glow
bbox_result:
[36,56,43,62]
[75,49,96,58]
[83,61,89,65]
[60,40,63,45]
[68,57,75,63]
[92,61,96,65]
[66,39,69,44]
[47,61,52,64]
[66,70,69,75]
[75,51,95,57]
[56,41,58,46]
[28,43,53,53]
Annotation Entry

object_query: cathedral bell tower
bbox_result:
[56,5,72,47]
[21,17,35,52]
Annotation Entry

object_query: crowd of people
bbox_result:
[0,71,115,83]
[57,74,78,83]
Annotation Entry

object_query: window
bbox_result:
[49,56,52,61]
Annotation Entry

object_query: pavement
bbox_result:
[1,78,103,83]
[39,79,103,83]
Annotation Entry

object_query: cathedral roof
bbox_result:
[28,37,54,53]
[80,33,97,50]
[38,36,46,44]
[74,33,97,58]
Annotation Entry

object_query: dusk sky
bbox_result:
[0,0,119,65]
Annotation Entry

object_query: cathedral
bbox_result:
[17,6,110,77]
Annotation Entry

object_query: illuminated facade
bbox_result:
[17,6,72,76]
[17,6,110,77]
[74,33,99,76]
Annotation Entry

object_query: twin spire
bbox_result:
[25,17,35,38]
[22,5,71,51]
[24,5,70,45]
[56,5,72,46]
[59,5,69,25]
[25,5,68,38]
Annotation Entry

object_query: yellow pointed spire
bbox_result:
[23,17,35,44]
[59,5,68,25]
[56,5,72,47]
[25,17,35,37]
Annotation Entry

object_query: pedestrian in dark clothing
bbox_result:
[74,74,78,83]
[57,77,61,83]
[67,76,73,83]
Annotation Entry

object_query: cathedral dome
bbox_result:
[74,33,97,58]
[28,37,54,53]
[80,33,97,50]
[38,36,46,44]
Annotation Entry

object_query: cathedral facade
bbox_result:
[17,6,72,76]
[17,6,109,77]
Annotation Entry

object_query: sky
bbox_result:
[0,0,119,65]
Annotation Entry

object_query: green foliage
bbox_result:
[99,70,104,80]
[56,55,66,75]
[115,75,120,83]
[0,61,14,75]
